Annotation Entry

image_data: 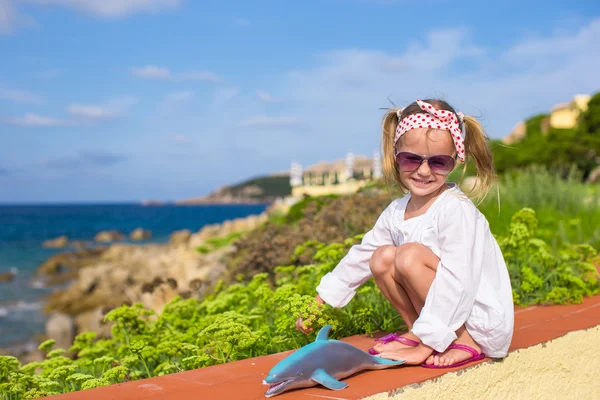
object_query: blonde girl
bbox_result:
[297,99,514,368]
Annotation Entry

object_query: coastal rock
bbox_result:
[0,271,15,282]
[40,213,267,340]
[94,230,125,243]
[45,242,220,316]
[45,313,75,351]
[188,213,267,249]
[36,247,107,278]
[75,307,112,338]
[170,229,192,245]
[43,235,69,249]
[130,228,152,241]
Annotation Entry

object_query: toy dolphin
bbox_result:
[263,325,405,397]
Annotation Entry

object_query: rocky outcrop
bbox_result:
[94,230,125,242]
[36,247,107,286]
[0,271,15,283]
[44,243,232,318]
[36,212,268,338]
[188,214,267,248]
[170,229,192,245]
[43,236,69,249]
[45,313,75,351]
[130,228,152,241]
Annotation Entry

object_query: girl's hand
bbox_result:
[295,295,325,335]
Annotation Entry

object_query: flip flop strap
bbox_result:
[374,333,418,346]
[447,343,480,357]
[375,333,399,343]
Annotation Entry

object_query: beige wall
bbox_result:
[550,108,581,129]
[365,325,600,400]
[291,181,367,197]
[549,94,591,130]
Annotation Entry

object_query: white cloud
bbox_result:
[239,116,302,128]
[0,0,36,35]
[23,0,182,18]
[43,151,127,169]
[256,90,278,103]
[132,65,222,83]
[131,65,172,80]
[67,96,138,121]
[0,86,43,104]
[67,104,121,120]
[273,21,600,159]
[504,19,600,64]
[6,112,70,127]
[5,95,138,127]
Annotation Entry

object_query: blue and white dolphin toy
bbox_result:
[263,325,405,397]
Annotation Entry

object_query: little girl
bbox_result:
[296,99,514,368]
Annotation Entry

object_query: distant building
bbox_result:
[289,152,380,197]
[502,94,591,144]
[549,94,591,130]
[373,152,382,179]
[345,152,354,181]
[290,162,303,187]
[502,121,526,145]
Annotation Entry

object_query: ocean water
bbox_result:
[0,203,268,349]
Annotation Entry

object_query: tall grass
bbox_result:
[475,165,600,249]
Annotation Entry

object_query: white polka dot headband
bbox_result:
[394,100,466,163]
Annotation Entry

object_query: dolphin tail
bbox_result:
[370,355,406,367]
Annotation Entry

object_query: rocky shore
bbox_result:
[9,212,268,361]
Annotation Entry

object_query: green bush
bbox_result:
[2,207,598,397]
[285,194,340,224]
[477,166,600,249]
[195,232,244,254]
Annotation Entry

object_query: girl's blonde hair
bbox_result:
[381,98,496,203]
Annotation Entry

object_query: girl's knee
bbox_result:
[369,245,396,276]
[395,242,438,276]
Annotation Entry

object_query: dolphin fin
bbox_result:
[315,325,332,341]
[371,355,406,366]
[311,368,348,390]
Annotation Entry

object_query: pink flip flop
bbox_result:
[421,343,486,369]
[368,332,419,355]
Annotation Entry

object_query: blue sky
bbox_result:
[1,0,599,203]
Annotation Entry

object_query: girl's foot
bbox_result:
[424,329,482,367]
[372,331,420,353]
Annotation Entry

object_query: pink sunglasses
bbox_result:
[395,152,456,175]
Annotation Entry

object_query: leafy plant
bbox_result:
[1,200,598,397]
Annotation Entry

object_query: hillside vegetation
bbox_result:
[1,167,599,398]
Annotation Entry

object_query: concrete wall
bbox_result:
[365,325,600,400]
[291,181,368,197]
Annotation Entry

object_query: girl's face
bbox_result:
[395,128,456,198]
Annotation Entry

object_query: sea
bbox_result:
[0,203,269,350]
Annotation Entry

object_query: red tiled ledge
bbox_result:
[49,295,600,400]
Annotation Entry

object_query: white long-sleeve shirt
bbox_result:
[316,183,514,358]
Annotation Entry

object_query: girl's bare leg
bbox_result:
[375,242,482,365]
[369,245,420,352]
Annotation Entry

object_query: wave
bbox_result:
[0,300,43,318]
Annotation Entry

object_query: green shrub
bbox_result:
[2,206,598,397]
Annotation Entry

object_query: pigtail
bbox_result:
[381,109,408,193]
[462,115,498,204]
